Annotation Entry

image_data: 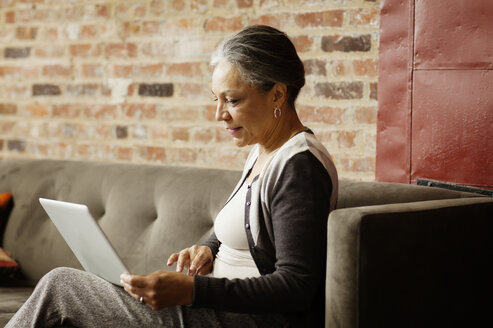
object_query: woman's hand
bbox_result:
[120,271,193,310]
[167,245,213,276]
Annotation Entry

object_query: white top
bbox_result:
[212,180,261,279]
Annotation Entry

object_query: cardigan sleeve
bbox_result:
[193,151,333,315]
[199,232,221,259]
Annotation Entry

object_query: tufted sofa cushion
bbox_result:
[0,159,241,282]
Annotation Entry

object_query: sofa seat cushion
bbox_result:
[0,287,34,326]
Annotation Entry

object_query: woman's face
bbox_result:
[211,60,278,148]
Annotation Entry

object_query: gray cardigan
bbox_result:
[194,131,338,326]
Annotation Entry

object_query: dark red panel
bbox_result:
[412,70,493,188]
[415,0,493,69]
[376,0,414,183]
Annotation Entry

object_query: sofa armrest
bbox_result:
[326,197,493,328]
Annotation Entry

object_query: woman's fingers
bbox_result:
[166,252,179,266]
[176,249,191,273]
[166,245,213,275]
[189,246,213,276]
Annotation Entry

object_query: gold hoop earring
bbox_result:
[274,107,281,119]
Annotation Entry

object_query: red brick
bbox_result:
[70,44,101,57]
[322,35,372,52]
[163,18,195,33]
[7,140,26,152]
[33,84,61,96]
[2,84,29,98]
[213,0,228,8]
[81,24,98,38]
[291,35,314,53]
[160,106,202,121]
[121,22,141,38]
[304,59,326,76]
[141,41,175,57]
[6,11,15,24]
[315,82,364,100]
[83,105,119,120]
[340,156,375,173]
[179,83,208,99]
[139,63,164,77]
[170,0,186,11]
[65,84,99,97]
[143,21,160,35]
[370,82,377,100]
[149,0,166,16]
[53,104,81,118]
[106,43,137,58]
[349,8,379,27]
[298,106,343,125]
[259,0,281,10]
[16,26,38,40]
[169,148,198,163]
[172,127,190,141]
[353,59,378,77]
[295,10,344,28]
[0,104,17,115]
[193,128,214,143]
[113,65,133,78]
[123,104,157,119]
[166,62,202,77]
[204,105,217,121]
[117,147,133,161]
[138,146,166,163]
[205,16,243,32]
[0,121,16,134]
[82,64,103,78]
[15,8,45,23]
[134,4,146,17]
[4,47,30,58]
[330,60,350,77]
[35,45,65,58]
[216,127,231,142]
[250,14,290,30]
[355,106,377,124]
[43,65,72,78]
[24,104,50,117]
[237,0,253,8]
[149,125,168,140]
[191,0,207,13]
[338,130,357,148]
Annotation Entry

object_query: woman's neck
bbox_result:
[259,108,305,155]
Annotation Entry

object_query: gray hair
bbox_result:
[211,25,305,108]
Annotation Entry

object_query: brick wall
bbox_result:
[0,0,379,181]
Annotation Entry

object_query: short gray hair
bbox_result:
[211,25,305,108]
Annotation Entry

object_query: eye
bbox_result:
[226,98,238,105]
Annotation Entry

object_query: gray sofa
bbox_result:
[1,159,492,327]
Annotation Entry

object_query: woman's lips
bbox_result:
[227,127,241,135]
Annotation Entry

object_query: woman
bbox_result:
[7,25,338,327]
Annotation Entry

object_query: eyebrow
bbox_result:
[211,89,240,97]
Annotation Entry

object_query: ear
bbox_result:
[272,83,288,108]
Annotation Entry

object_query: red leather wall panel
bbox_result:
[412,70,493,188]
[376,0,414,183]
[377,0,493,188]
[414,0,493,69]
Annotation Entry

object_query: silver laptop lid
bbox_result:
[39,198,128,286]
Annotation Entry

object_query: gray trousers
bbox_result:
[6,267,288,328]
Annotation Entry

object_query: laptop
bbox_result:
[39,198,129,286]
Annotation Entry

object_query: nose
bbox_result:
[215,101,230,122]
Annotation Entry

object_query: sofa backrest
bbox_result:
[0,159,240,282]
[337,179,478,209]
[0,159,479,282]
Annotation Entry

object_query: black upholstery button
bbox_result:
[245,223,250,229]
